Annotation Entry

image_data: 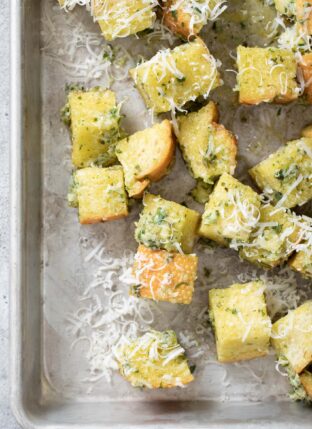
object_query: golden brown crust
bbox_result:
[116,120,175,198]
[240,93,297,105]
[298,53,312,103]
[300,372,312,399]
[160,1,199,38]
[128,179,150,199]
[296,0,312,34]
[212,122,237,147]
[301,124,312,137]
[132,245,198,304]
[80,212,128,224]
[135,120,175,182]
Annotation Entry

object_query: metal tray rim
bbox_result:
[9,1,312,428]
[10,0,26,427]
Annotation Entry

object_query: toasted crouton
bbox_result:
[130,38,221,113]
[289,248,312,279]
[298,54,312,103]
[209,281,271,363]
[249,138,312,208]
[297,0,312,33]
[288,215,312,279]
[161,0,223,37]
[116,120,175,198]
[161,0,203,37]
[72,166,128,224]
[301,124,312,138]
[271,301,312,374]
[236,46,299,105]
[135,193,200,253]
[65,88,121,168]
[115,330,194,388]
[300,371,312,399]
[91,0,157,41]
[131,245,198,304]
[296,0,312,33]
[178,102,237,184]
[274,0,312,33]
[239,205,300,269]
[199,173,261,246]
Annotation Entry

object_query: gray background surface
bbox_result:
[1,1,19,427]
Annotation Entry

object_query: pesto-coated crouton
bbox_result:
[131,245,198,304]
[249,138,312,208]
[199,173,261,246]
[271,301,312,374]
[130,38,222,113]
[135,193,200,253]
[161,0,226,37]
[92,0,157,41]
[178,102,237,185]
[64,88,121,168]
[114,330,194,388]
[70,166,128,224]
[116,120,175,198]
[209,281,271,363]
[239,205,300,268]
[236,46,299,105]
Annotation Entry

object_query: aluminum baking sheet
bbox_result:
[11,0,312,427]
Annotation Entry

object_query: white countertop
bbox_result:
[0,1,19,428]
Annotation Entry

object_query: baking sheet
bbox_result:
[11,0,312,426]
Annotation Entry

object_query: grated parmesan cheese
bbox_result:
[67,240,158,383]
[60,0,91,12]
[42,3,137,84]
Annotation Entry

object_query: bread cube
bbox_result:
[296,0,312,34]
[236,46,299,105]
[130,38,221,113]
[271,301,312,374]
[239,205,300,268]
[116,120,175,198]
[249,138,312,208]
[114,330,194,388]
[209,281,271,363]
[161,0,225,37]
[178,102,237,184]
[289,247,312,279]
[199,173,261,246]
[301,124,312,138]
[72,166,128,224]
[91,0,157,41]
[135,193,200,253]
[296,0,312,35]
[274,0,312,34]
[300,371,312,400]
[288,216,312,278]
[65,88,121,168]
[298,54,312,103]
[131,245,198,304]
